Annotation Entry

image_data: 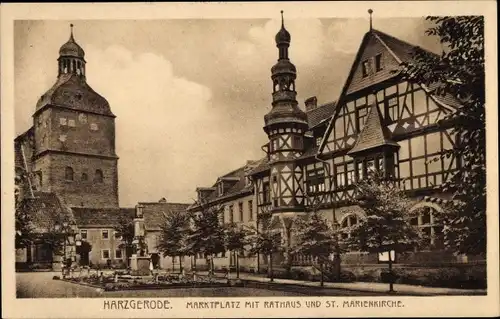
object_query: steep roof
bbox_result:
[35,73,114,117]
[307,101,337,129]
[139,202,190,231]
[348,102,398,155]
[71,207,135,228]
[21,192,75,233]
[319,28,463,154]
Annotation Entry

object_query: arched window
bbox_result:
[81,173,88,181]
[65,167,74,181]
[340,213,361,240]
[94,169,103,183]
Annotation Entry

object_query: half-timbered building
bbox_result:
[247,15,465,266]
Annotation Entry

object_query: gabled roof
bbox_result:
[72,207,135,228]
[348,102,398,155]
[138,202,190,231]
[307,101,337,129]
[319,28,463,154]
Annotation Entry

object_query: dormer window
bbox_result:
[375,54,383,71]
[362,54,383,78]
[217,182,223,196]
[362,60,371,77]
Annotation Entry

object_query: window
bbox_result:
[306,164,325,193]
[410,206,443,249]
[362,60,370,77]
[292,136,302,149]
[335,164,345,188]
[59,117,67,126]
[90,123,98,131]
[94,169,103,183]
[68,119,76,127]
[357,106,368,130]
[65,167,74,181]
[248,200,253,220]
[80,230,87,240]
[114,231,122,240]
[346,162,355,185]
[238,202,244,222]
[102,230,109,239]
[340,214,361,239]
[229,205,234,223]
[263,182,271,203]
[115,249,122,259]
[386,95,399,122]
[102,249,110,259]
[375,54,383,71]
[81,173,88,181]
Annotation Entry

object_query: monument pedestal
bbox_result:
[130,255,151,276]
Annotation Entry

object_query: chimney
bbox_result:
[305,96,318,111]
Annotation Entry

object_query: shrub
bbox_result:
[104,283,117,291]
[290,269,307,280]
[380,271,399,284]
[338,270,356,282]
[52,275,60,280]
[391,266,486,289]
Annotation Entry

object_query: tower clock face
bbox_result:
[78,113,87,124]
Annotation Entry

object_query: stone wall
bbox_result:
[39,152,118,208]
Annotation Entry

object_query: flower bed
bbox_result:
[61,272,231,291]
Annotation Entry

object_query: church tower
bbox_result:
[264,12,308,214]
[31,25,119,208]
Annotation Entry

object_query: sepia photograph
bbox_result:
[1,1,498,318]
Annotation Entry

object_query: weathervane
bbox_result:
[368,9,373,30]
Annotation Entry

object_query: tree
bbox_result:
[248,212,282,282]
[15,171,35,251]
[292,211,338,287]
[115,214,135,266]
[346,171,424,292]
[399,16,485,255]
[184,202,225,275]
[224,222,249,279]
[157,210,189,272]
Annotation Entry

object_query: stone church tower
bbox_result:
[30,25,119,208]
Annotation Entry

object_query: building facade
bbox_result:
[192,15,468,268]
[72,207,135,267]
[187,160,261,271]
[133,198,190,270]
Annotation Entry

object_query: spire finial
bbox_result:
[368,9,373,30]
[281,10,284,28]
[69,23,74,41]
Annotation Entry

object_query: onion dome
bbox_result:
[59,24,85,59]
[275,11,291,45]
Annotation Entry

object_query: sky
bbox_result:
[14,17,441,207]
